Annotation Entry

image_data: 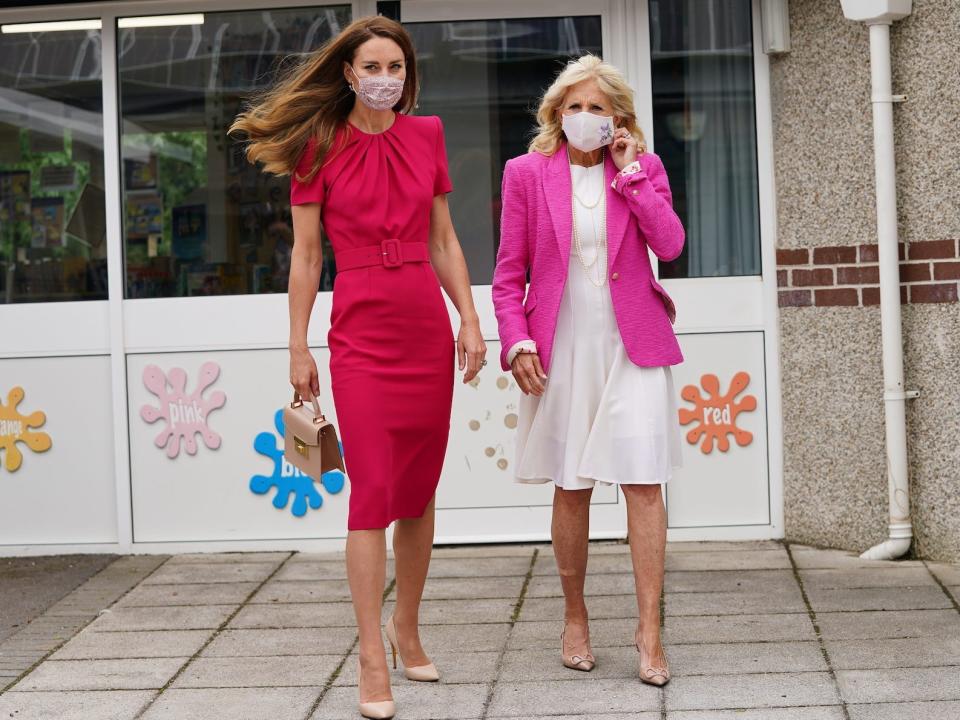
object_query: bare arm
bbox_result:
[288,203,323,399]
[428,194,487,382]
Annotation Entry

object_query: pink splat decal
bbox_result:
[140,362,226,458]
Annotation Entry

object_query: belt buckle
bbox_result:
[381,239,402,268]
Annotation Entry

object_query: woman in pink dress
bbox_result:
[231,17,486,719]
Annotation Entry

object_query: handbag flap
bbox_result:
[283,403,327,447]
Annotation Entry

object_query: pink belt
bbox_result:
[335,239,430,271]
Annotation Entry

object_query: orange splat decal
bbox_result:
[0,387,52,472]
[678,372,757,454]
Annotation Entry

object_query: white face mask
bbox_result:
[349,66,404,111]
[561,111,615,153]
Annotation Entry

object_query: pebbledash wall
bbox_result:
[770,0,960,561]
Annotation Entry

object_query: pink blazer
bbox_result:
[492,144,685,373]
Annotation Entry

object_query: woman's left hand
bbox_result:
[610,127,638,170]
[458,320,487,383]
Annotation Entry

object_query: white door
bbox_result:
[403,0,783,542]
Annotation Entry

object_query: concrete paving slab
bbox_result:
[50,629,212,660]
[382,598,517,625]
[926,563,960,586]
[526,573,637,598]
[249,579,357,603]
[666,550,792,571]
[0,689,155,720]
[666,540,786,553]
[432,543,546,559]
[172,654,342,688]
[418,622,511,653]
[499,646,641,681]
[668,709,844,720]
[665,587,807,616]
[798,567,936,589]
[140,687,317,720]
[824,635,960,669]
[117,582,259,607]
[164,553,291,565]
[519,595,637,622]
[664,569,799,593]
[423,556,534,577]
[0,555,117,643]
[815,609,960,640]
[789,546,924,569]
[86,605,236,632]
[144,562,280,585]
[335,649,501,686]
[229,602,356,629]
[272,561,392,582]
[847,700,960,720]
[663,613,817,644]
[7,657,185,691]
[804,585,953,612]
[200,627,357,658]
[508,618,636,650]
[421,575,527,600]
[667,640,827,675]
[488,678,661,716]
[312,682,488,719]
[665,671,839,711]
[532,553,635,576]
[491,715,658,720]
[837,666,960,703]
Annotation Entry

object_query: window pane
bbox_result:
[118,7,351,298]
[0,24,106,303]
[406,17,603,285]
[649,0,761,279]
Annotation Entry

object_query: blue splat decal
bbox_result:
[250,409,346,517]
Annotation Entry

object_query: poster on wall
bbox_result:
[0,386,52,473]
[126,191,163,237]
[172,204,206,261]
[30,197,64,248]
[0,171,31,224]
[140,362,227,459]
[124,155,158,190]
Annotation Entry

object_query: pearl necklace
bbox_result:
[571,157,607,287]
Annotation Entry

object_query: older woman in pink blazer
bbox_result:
[492,55,684,686]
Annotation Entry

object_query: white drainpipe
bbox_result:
[839,1,915,559]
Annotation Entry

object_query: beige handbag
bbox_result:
[283,392,345,479]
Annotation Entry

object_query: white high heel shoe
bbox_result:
[384,615,440,682]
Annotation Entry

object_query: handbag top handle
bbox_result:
[291,391,324,420]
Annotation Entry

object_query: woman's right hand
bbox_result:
[511,352,547,397]
[289,345,320,401]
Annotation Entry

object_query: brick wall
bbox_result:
[777,239,960,307]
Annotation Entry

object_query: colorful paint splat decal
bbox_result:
[140,362,226,458]
[0,387,52,472]
[250,409,345,517]
[678,372,757,454]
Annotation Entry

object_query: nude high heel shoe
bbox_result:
[636,638,670,686]
[357,660,395,719]
[384,615,440,682]
[560,624,595,672]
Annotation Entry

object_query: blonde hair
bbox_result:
[528,54,646,156]
[229,16,418,183]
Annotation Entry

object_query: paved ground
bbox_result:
[0,540,958,719]
[0,555,117,643]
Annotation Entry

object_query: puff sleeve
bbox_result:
[290,137,324,206]
[433,116,453,196]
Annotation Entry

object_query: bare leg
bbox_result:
[622,484,667,656]
[347,529,391,703]
[391,497,435,666]
[551,487,594,659]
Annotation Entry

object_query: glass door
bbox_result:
[400,0,632,541]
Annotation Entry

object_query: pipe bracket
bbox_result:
[872,93,907,103]
[884,389,920,401]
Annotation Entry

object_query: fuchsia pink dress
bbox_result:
[290,113,454,530]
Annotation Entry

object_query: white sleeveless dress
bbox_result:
[513,161,683,491]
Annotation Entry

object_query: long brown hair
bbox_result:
[229,16,418,182]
